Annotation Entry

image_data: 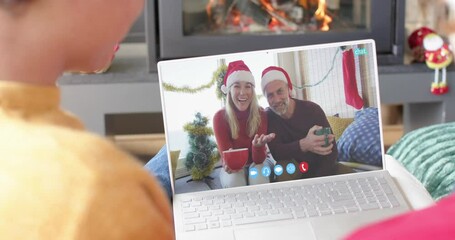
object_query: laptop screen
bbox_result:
[158,40,383,195]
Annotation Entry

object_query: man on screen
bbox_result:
[261,66,338,181]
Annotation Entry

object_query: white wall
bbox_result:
[60,81,163,136]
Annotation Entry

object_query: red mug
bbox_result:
[222,148,248,171]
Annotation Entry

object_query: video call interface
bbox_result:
[159,41,383,194]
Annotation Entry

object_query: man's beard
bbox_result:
[270,97,289,116]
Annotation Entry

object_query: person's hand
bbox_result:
[299,125,334,155]
[222,161,241,174]
[252,133,276,147]
[222,148,241,174]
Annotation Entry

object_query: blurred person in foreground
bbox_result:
[0,0,173,239]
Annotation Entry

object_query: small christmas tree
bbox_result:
[183,112,219,180]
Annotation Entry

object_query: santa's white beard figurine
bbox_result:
[423,33,453,95]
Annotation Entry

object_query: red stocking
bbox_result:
[342,49,364,109]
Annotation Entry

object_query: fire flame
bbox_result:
[260,0,287,29]
[260,0,275,12]
[206,0,332,32]
[206,0,227,20]
[314,0,332,31]
[206,0,215,19]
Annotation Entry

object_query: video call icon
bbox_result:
[249,167,258,179]
[274,165,284,176]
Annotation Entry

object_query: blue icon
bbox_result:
[262,166,271,177]
[286,163,296,174]
[249,167,258,179]
[274,165,283,176]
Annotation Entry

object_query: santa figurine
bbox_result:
[423,33,453,95]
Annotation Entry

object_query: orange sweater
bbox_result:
[0,81,174,239]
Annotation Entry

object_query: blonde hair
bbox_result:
[225,89,262,139]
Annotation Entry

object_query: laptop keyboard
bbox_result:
[180,175,401,232]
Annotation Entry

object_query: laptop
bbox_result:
[157,39,410,240]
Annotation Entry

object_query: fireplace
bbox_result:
[148,0,404,71]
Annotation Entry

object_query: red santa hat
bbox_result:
[408,27,436,62]
[261,66,293,93]
[221,60,255,94]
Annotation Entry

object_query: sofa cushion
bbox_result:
[337,107,382,167]
[387,122,455,201]
[327,115,354,141]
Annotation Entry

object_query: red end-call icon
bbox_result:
[299,162,309,173]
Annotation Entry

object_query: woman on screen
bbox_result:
[213,60,275,188]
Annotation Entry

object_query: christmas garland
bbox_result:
[214,65,227,101]
[162,64,227,96]
[162,80,216,94]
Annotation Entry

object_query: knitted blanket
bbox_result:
[387,122,455,201]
